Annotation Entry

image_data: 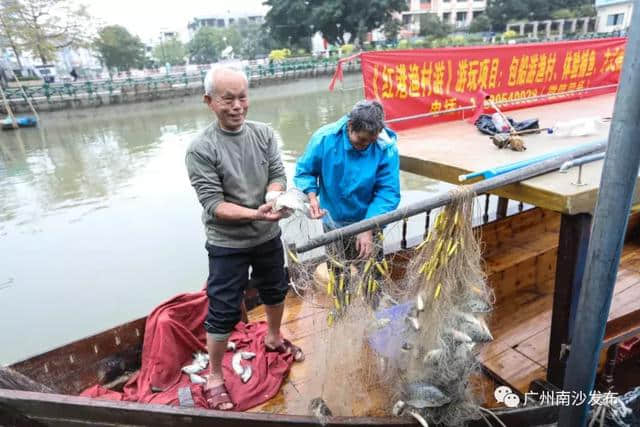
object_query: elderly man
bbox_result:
[185,65,303,411]
[294,101,400,307]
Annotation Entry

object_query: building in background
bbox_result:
[595,0,633,32]
[401,0,487,34]
[188,10,266,38]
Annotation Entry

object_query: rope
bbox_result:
[409,410,430,427]
[478,407,507,427]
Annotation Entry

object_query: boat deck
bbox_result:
[246,208,640,414]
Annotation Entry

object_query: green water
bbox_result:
[0,74,446,364]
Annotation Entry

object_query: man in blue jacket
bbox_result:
[294,100,400,260]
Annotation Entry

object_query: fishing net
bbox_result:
[275,186,494,426]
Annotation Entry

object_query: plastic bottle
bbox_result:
[491,113,510,133]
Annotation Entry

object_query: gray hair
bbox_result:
[203,65,248,96]
[347,100,385,134]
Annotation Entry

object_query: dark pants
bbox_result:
[204,235,288,335]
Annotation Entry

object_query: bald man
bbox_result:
[185,66,303,410]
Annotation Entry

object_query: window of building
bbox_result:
[420,0,430,6]
[456,11,467,21]
[403,14,411,24]
[457,0,467,3]
[443,12,451,22]
[607,13,624,26]
[216,19,225,27]
[473,11,483,18]
[229,18,235,25]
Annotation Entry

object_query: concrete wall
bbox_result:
[596,2,634,32]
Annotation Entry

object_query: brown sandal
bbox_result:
[203,384,234,410]
[265,338,305,362]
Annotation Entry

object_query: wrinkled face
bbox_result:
[348,122,379,151]
[204,70,249,131]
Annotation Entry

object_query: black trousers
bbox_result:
[204,235,288,335]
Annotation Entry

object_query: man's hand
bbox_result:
[255,202,286,222]
[308,193,325,219]
[356,230,374,259]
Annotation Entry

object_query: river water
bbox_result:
[0,74,447,365]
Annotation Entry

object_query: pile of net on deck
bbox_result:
[277,187,495,426]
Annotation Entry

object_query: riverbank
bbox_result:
[0,62,360,115]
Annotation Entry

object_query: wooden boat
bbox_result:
[1,115,37,130]
[7,204,634,426]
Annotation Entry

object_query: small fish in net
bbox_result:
[282,186,493,426]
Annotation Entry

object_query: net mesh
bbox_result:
[277,186,494,426]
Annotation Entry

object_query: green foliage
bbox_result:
[411,39,427,48]
[469,14,491,33]
[153,38,186,66]
[418,13,451,38]
[269,48,291,61]
[383,16,402,42]
[187,27,218,64]
[576,4,596,17]
[3,0,93,64]
[186,26,244,63]
[486,0,593,31]
[94,25,145,71]
[502,30,518,40]
[339,43,355,55]
[551,8,575,19]
[237,23,275,60]
[263,0,407,46]
[397,39,409,49]
[0,0,25,67]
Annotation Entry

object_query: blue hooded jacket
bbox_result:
[294,116,401,227]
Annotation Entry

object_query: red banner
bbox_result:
[359,38,626,129]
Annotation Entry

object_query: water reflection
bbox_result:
[0,75,443,364]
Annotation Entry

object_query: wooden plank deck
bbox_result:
[395,93,640,215]
[482,233,640,395]
[246,210,640,414]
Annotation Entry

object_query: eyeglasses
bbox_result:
[214,95,248,106]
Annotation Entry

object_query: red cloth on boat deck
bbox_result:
[81,291,294,411]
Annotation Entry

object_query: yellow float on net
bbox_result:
[339,274,345,292]
[448,241,459,256]
[287,248,300,264]
[363,258,374,274]
[434,283,442,299]
[327,311,334,327]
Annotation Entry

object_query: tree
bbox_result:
[469,14,491,32]
[264,0,408,46]
[263,0,313,48]
[0,0,24,67]
[187,27,218,64]
[94,25,145,71]
[383,16,402,42]
[187,26,242,64]
[551,8,575,19]
[485,0,592,31]
[13,0,93,64]
[238,23,275,60]
[418,14,451,38]
[153,37,186,66]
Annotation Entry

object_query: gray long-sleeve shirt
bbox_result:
[185,120,287,248]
